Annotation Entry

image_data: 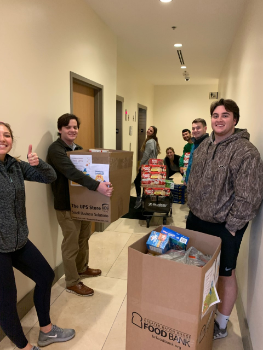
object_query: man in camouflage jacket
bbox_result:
[186,98,263,340]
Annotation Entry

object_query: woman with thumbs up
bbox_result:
[0,122,75,350]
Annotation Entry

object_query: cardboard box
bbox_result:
[67,149,133,223]
[126,225,221,350]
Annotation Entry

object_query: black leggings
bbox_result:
[134,168,142,197]
[0,240,55,348]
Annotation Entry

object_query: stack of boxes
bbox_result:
[141,159,170,196]
[170,184,187,204]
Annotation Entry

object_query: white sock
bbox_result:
[215,310,229,329]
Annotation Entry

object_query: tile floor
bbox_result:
[0,185,244,350]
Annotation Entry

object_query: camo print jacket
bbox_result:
[187,128,263,233]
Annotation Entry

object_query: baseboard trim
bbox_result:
[236,290,253,350]
[0,262,65,342]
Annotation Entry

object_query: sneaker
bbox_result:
[213,321,228,340]
[38,324,75,347]
[79,267,101,277]
[66,281,94,297]
[134,198,142,209]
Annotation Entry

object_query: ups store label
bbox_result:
[71,202,110,221]
[69,187,112,223]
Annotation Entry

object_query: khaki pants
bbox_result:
[56,210,92,287]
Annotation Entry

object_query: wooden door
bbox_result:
[73,82,95,149]
[72,81,96,232]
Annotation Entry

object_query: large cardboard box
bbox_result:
[126,225,221,350]
[67,149,133,223]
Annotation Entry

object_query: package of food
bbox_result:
[141,165,151,172]
[184,247,212,267]
[141,172,166,179]
[146,231,170,255]
[141,178,166,187]
[157,249,186,261]
[144,188,170,196]
[149,159,164,166]
[165,180,174,189]
[161,227,189,250]
[149,165,166,172]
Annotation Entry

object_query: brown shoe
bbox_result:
[79,267,101,277]
[66,282,94,297]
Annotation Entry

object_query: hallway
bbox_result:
[0,187,244,350]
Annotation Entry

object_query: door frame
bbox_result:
[70,71,103,148]
[70,72,106,232]
[116,95,124,150]
[137,103,147,166]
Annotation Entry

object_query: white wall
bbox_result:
[117,55,154,179]
[218,0,263,348]
[1,0,156,303]
[1,0,117,301]
[153,85,218,159]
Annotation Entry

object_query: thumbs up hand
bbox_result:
[27,145,39,166]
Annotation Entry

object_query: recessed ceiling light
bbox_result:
[174,43,182,47]
[181,65,187,69]
[160,0,173,3]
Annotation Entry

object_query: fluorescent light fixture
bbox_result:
[160,0,173,3]
[174,43,182,47]
[181,65,187,69]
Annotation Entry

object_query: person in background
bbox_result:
[184,118,209,185]
[186,99,263,340]
[134,126,161,209]
[47,114,113,297]
[163,147,180,179]
[0,122,75,350]
[179,129,193,174]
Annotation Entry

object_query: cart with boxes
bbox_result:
[141,159,173,227]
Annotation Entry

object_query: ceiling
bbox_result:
[84,0,247,85]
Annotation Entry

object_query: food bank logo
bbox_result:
[102,203,109,212]
[131,312,191,348]
[132,312,142,328]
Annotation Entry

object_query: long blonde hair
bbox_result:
[141,126,161,155]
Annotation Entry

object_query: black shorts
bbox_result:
[186,211,248,277]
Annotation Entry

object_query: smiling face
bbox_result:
[166,148,175,160]
[0,124,13,162]
[211,105,236,142]
[192,122,207,140]
[182,131,191,142]
[59,119,79,145]
[146,127,154,137]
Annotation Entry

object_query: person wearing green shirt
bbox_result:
[179,129,193,174]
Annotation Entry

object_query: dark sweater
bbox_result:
[0,155,57,253]
[164,154,180,178]
[47,138,100,210]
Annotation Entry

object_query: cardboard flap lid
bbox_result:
[67,149,133,169]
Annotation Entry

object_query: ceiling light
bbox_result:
[160,0,173,3]
[181,65,187,69]
[174,43,182,47]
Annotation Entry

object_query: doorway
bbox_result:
[70,72,103,148]
[137,104,147,169]
[116,95,124,150]
[73,83,95,149]
[70,72,104,232]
